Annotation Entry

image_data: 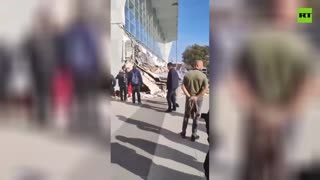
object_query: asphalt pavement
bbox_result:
[111,95,209,180]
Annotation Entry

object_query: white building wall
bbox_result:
[111,0,126,77]
[158,42,173,62]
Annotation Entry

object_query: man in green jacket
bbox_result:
[181,60,209,141]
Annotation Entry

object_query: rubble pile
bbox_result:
[141,91,166,98]
[140,73,162,94]
[141,63,168,74]
[123,42,189,99]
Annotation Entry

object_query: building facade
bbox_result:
[111,0,178,76]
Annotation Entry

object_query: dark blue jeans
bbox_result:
[119,86,127,101]
[132,85,141,103]
[166,89,177,110]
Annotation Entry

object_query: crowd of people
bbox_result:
[114,65,143,104]
[0,2,106,136]
[113,60,210,179]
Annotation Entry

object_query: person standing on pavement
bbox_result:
[128,66,143,104]
[100,73,115,97]
[0,43,11,104]
[24,8,57,126]
[64,0,103,134]
[116,68,128,101]
[232,30,316,180]
[230,0,317,179]
[181,60,209,141]
[166,62,179,112]
[110,74,116,97]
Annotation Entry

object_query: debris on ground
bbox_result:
[140,93,154,99]
[119,39,200,99]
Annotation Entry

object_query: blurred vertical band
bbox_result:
[0,0,111,179]
[209,0,320,179]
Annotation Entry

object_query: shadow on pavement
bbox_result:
[123,100,185,118]
[141,104,167,112]
[170,111,185,118]
[111,142,204,180]
[9,167,48,180]
[67,99,108,144]
[142,104,185,118]
[188,119,207,133]
[116,115,208,153]
[116,136,204,172]
[145,99,181,109]
[118,98,184,116]
[66,152,108,180]
[145,99,168,105]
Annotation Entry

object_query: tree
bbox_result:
[182,44,209,67]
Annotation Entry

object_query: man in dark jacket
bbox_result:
[116,69,128,101]
[166,62,180,112]
[0,44,11,102]
[24,10,57,126]
[101,73,116,97]
[128,66,143,104]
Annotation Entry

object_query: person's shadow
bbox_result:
[143,100,185,118]
[123,98,186,117]
[142,100,208,133]
[116,136,204,171]
[145,99,168,105]
[116,115,209,153]
[9,167,48,180]
[111,142,204,180]
[141,103,186,117]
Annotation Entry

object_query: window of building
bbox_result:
[124,0,164,59]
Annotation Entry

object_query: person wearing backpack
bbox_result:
[63,1,103,135]
[64,20,100,98]
[128,66,143,104]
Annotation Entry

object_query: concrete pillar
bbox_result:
[110,0,126,77]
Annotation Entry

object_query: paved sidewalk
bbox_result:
[111,95,209,180]
[0,96,110,180]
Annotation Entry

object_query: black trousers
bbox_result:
[166,89,177,110]
[120,86,127,101]
[204,151,209,179]
[132,85,141,103]
[34,90,50,125]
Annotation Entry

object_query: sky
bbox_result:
[168,0,209,63]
